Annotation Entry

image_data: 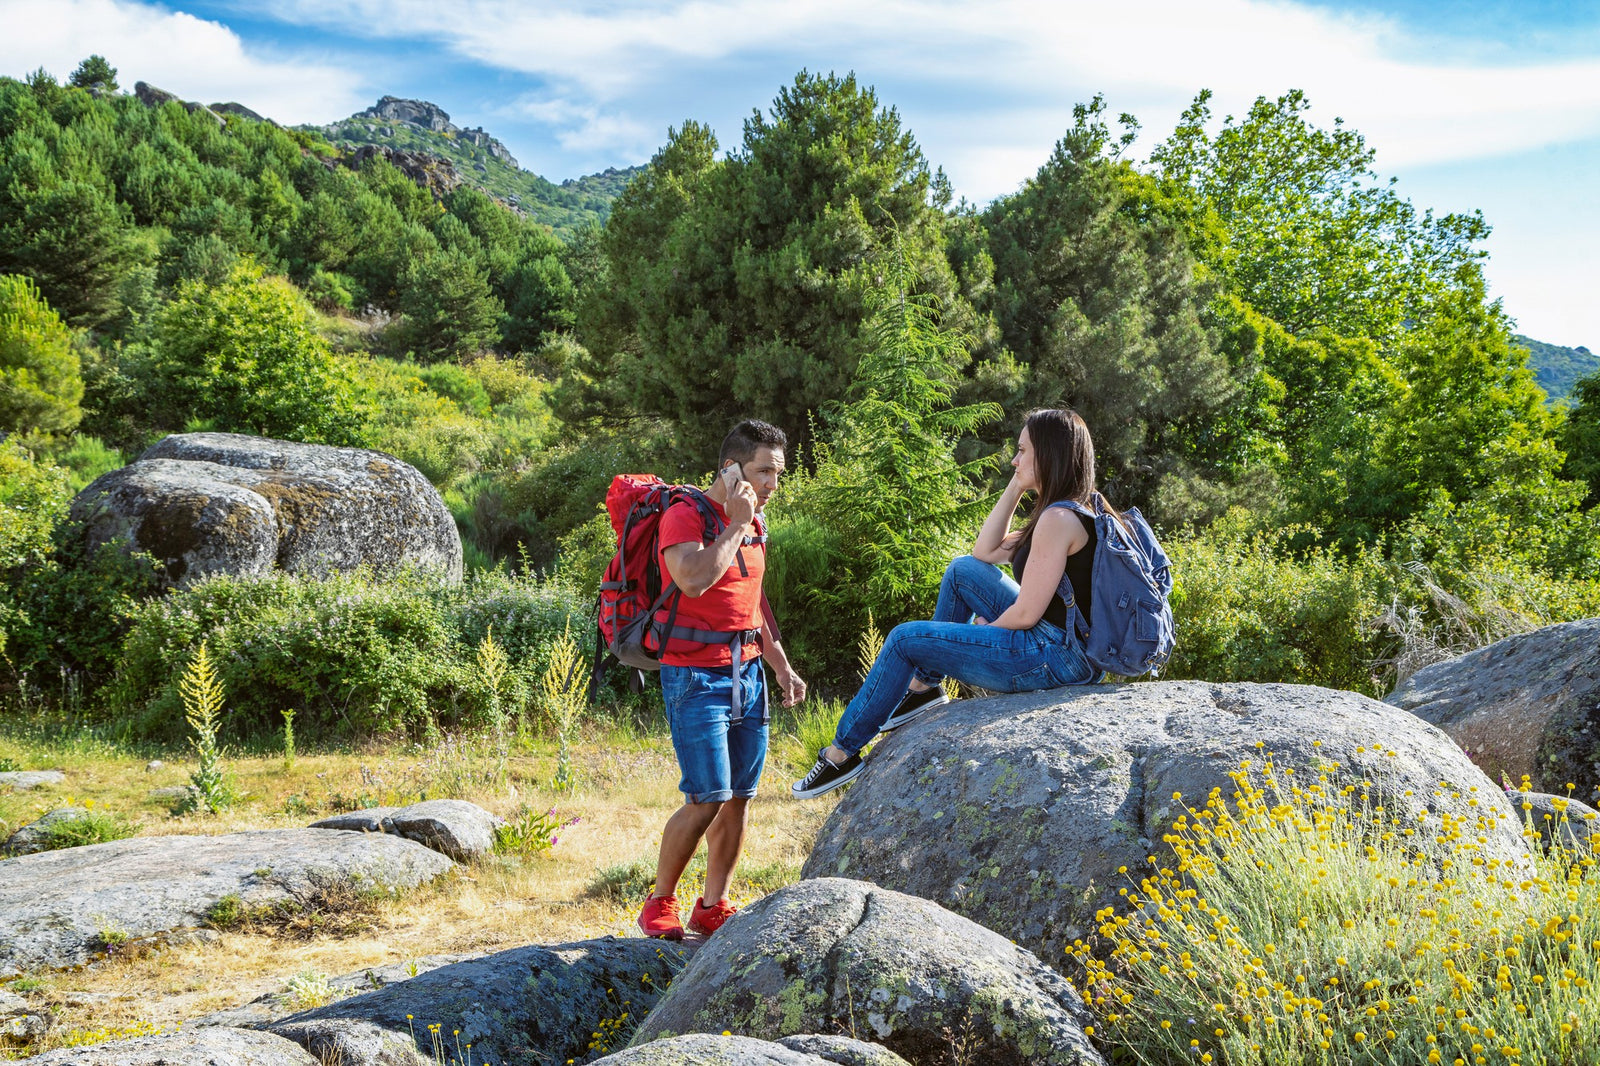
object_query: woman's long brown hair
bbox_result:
[1013,408,1117,558]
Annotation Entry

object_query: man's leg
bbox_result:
[654,800,721,898]
[644,664,735,938]
[700,796,749,904]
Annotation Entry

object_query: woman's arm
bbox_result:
[986,506,1089,630]
[972,474,1029,564]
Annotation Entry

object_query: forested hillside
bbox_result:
[2,59,1598,731]
[1518,333,1599,405]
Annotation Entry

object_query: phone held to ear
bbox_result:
[721,462,745,491]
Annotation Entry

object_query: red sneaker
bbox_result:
[638,893,684,940]
[688,896,738,935]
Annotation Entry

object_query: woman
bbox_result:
[791,408,1106,798]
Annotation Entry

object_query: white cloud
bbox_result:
[241,0,1600,194]
[0,0,368,124]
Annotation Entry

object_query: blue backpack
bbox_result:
[1050,494,1176,678]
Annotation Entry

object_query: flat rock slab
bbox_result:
[191,954,478,1029]
[0,771,64,791]
[25,1026,317,1065]
[308,807,398,834]
[268,936,695,1066]
[0,830,453,976]
[634,878,1102,1066]
[598,1034,910,1065]
[312,800,504,861]
[803,680,1529,966]
[1388,617,1600,795]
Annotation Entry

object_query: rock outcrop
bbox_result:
[1509,790,1599,853]
[70,432,462,587]
[632,878,1103,1066]
[312,799,504,862]
[25,1027,317,1065]
[2,808,95,856]
[0,830,453,975]
[210,101,269,123]
[266,936,695,1066]
[133,81,224,126]
[0,770,63,791]
[355,97,518,166]
[1388,617,1600,796]
[802,681,1529,965]
[339,144,465,199]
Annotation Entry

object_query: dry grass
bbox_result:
[0,718,842,1055]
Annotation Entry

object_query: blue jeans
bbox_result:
[661,660,769,803]
[833,555,1097,755]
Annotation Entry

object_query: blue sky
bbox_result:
[3,0,1597,349]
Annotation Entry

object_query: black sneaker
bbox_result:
[879,684,949,732]
[791,749,864,799]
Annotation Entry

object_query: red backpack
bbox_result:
[586,475,772,705]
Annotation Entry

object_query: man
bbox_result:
[638,419,806,939]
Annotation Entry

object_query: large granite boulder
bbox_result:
[1509,790,1599,854]
[595,1034,910,1065]
[632,878,1102,1066]
[802,681,1530,965]
[0,830,453,976]
[266,936,694,1066]
[1388,617,1600,796]
[69,432,462,587]
[25,1026,317,1065]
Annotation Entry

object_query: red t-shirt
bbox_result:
[656,495,765,668]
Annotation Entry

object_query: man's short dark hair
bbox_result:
[719,420,787,467]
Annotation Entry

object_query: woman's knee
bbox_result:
[944,554,987,585]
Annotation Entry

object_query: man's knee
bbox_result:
[682,798,725,826]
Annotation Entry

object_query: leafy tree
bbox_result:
[770,236,1000,677]
[571,71,963,456]
[144,261,364,443]
[1149,89,1489,343]
[1561,370,1600,508]
[68,56,118,92]
[0,134,146,330]
[0,274,83,435]
[399,245,503,362]
[977,99,1257,520]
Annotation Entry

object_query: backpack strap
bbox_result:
[1044,499,1095,643]
[656,485,768,721]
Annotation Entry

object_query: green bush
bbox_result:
[109,567,591,741]
[417,362,492,417]
[1163,510,1396,694]
[0,273,84,436]
[141,261,365,445]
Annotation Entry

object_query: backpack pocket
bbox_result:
[1135,599,1163,643]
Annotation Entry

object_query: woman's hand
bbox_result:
[973,479,1029,563]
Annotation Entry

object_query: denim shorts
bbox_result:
[660,660,768,804]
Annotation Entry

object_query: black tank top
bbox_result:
[1012,509,1095,629]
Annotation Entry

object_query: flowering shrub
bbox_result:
[1068,752,1599,1064]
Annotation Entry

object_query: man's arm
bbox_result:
[661,482,759,597]
[761,614,806,707]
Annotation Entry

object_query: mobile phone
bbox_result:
[721,462,745,491]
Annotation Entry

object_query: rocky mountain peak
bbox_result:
[360,96,455,133]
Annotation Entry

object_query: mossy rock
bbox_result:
[630,878,1102,1066]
